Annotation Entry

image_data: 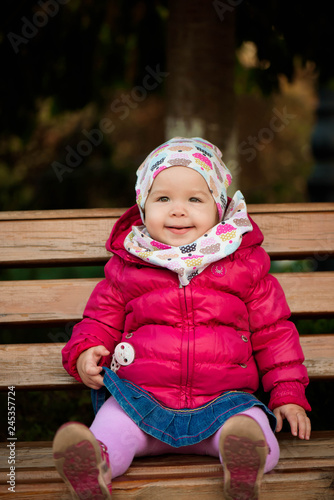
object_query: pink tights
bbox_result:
[90,396,280,478]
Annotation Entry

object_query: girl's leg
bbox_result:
[53,422,113,499]
[154,407,279,474]
[179,407,279,473]
[90,398,228,471]
[90,396,153,478]
[53,397,166,498]
[214,407,279,500]
[90,397,209,476]
[238,407,280,473]
[91,399,279,481]
[54,402,278,499]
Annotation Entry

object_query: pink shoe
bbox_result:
[53,422,112,499]
[219,415,268,500]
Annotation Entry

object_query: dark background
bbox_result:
[1,0,334,440]
[1,0,334,212]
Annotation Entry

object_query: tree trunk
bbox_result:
[166,0,236,160]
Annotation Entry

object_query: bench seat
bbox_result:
[1,432,334,499]
[1,203,334,499]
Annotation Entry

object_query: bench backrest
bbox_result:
[1,203,334,391]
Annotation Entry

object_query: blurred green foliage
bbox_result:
[236,1,334,91]
[1,1,334,440]
[1,0,334,211]
[0,0,167,210]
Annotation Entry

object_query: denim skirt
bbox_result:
[91,367,276,448]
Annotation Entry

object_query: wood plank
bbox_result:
[238,332,332,378]
[1,474,333,500]
[0,343,80,389]
[245,202,334,214]
[1,434,334,468]
[0,278,98,325]
[3,458,334,486]
[1,272,333,325]
[1,433,333,471]
[276,272,334,316]
[0,208,127,220]
[251,210,334,258]
[0,434,334,499]
[1,203,333,220]
[0,335,333,390]
[0,218,114,266]
[1,204,333,265]
[300,335,334,379]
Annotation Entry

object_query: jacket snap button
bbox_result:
[114,342,135,366]
[125,332,134,339]
[239,363,247,368]
[241,335,248,342]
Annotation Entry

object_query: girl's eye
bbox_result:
[158,196,169,202]
[189,197,201,202]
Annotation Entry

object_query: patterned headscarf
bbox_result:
[135,137,232,222]
[124,137,253,286]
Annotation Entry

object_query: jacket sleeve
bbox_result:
[62,256,126,382]
[244,247,311,412]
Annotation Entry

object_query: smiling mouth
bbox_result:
[166,226,194,234]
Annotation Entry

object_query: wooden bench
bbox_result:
[1,203,334,499]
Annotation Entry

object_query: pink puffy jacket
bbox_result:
[62,205,311,412]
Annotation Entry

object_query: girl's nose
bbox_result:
[170,203,186,216]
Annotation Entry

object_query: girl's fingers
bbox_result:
[83,373,104,389]
[93,346,110,359]
[306,418,311,440]
[273,409,283,432]
[86,363,103,376]
[297,413,311,440]
[289,416,298,437]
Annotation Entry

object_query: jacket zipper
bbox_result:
[180,283,190,407]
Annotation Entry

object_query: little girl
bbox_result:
[53,137,311,500]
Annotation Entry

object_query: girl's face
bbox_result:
[144,166,219,246]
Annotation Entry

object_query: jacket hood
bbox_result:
[106,203,264,262]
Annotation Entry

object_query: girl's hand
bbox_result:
[273,403,311,440]
[77,345,110,389]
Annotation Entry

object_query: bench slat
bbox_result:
[251,208,334,259]
[0,278,98,325]
[0,202,333,220]
[1,272,333,325]
[1,435,334,499]
[0,208,126,220]
[1,472,334,499]
[1,432,333,470]
[0,218,114,266]
[0,335,333,390]
[0,343,80,389]
[1,204,334,266]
